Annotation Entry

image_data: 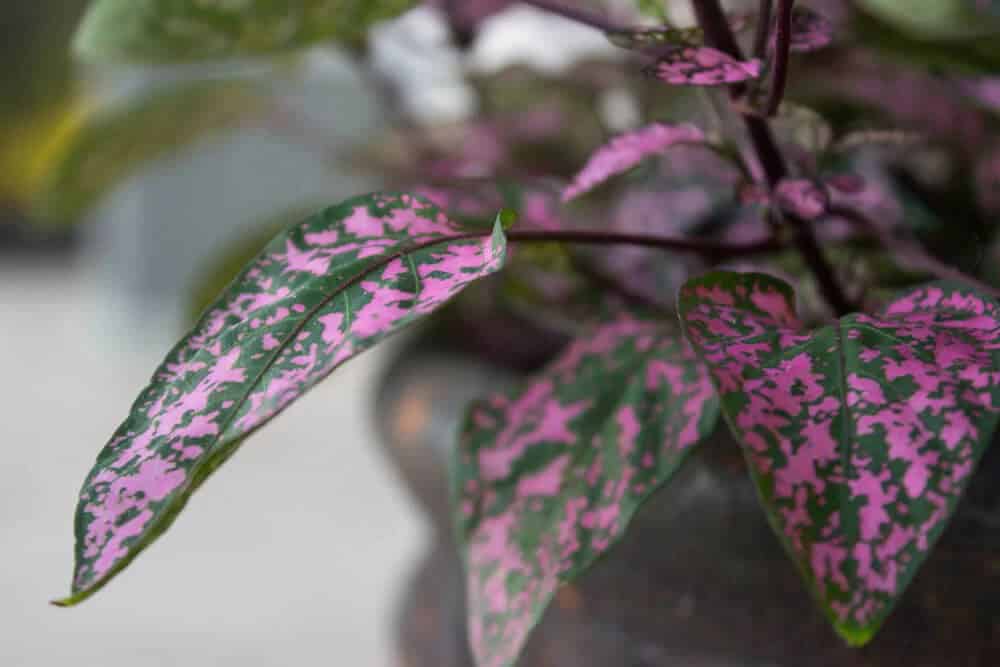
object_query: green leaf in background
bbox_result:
[852,3,1000,74]
[57,193,507,606]
[679,271,1000,647]
[857,0,1000,38]
[73,0,420,64]
[454,316,719,667]
[33,81,272,223]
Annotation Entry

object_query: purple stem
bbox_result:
[764,0,794,117]
[519,0,625,32]
[507,228,784,258]
[753,0,774,58]
[691,0,854,316]
[830,205,1000,299]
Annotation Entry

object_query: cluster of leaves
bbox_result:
[50,2,1000,667]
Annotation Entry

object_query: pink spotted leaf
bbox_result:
[678,272,1000,646]
[562,122,706,201]
[655,46,762,86]
[454,315,720,667]
[57,193,507,606]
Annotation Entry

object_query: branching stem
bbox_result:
[506,228,784,259]
[692,0,855,316]
[753,0,774,58]
[764,0,794,117]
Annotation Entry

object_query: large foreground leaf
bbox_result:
[57,193,506,606]
[454,316,719,667]
[679,272,1000,645]
[74,0,419,63]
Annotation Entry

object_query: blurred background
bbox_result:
[2,0,999,665]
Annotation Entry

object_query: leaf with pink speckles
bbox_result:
[562,123,706,201]
[654,47,762,86]
[678,272,1000,646]
[454,316,719,667]
[57,192,507,606]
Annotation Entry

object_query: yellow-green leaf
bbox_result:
[74,0,420,64]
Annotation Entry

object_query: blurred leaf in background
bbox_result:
[32,80,276,223]
[73,0,421,64]
[853,0,1000,74]
[0,0,87,212]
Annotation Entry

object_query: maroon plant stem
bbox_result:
[830,205,1000,299]
[763,0,794,117]
[507,229,784,258]
[691,0,854,316]
[753,0,774,58]
[571,257,672,312]
[519,0,625,32]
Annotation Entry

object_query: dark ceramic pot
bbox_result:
[377,336,1000,667]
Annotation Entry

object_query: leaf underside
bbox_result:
[58,192,506,606]
[679,272,1000,645]
[74,0,420,63]
[454,316,719,667]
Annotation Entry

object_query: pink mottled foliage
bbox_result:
[455,315,719,667]
[59,193,507,605]
[679,272,1000,643]
[655,47,762,86]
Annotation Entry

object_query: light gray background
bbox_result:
[0,256,426,667]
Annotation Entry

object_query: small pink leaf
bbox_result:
[57,193,507,606]
[431,0,514,31]
[679,272,1000,646]
[455,316,719,667]
[655,47,762,86]
[775,178,829,220]
[562,123,705,201]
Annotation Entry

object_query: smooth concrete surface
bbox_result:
[0,257,427,667]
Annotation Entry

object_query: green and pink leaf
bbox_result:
[58,193,507,605]
[454,316,719,667]
[679,272,1000,645]
[655,47,762,86]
